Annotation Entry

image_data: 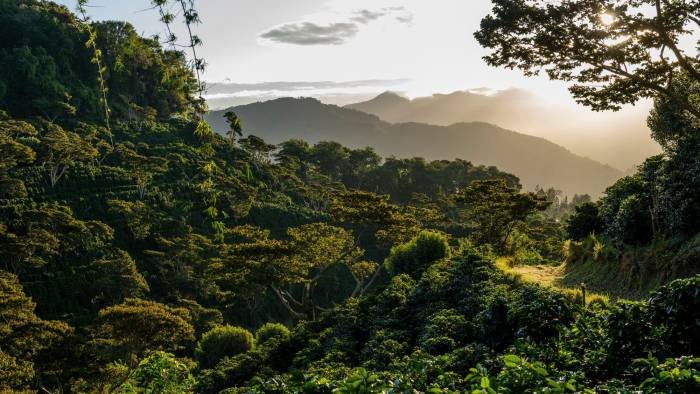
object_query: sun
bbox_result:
[600,13,616,26]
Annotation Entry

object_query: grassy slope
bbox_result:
[497,232,700,302]
[495,258,613,304]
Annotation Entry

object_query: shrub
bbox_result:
[420,309,471,353]
[255,322,290,345]
[195,325,255,368]
[647,275,700,356]
[384,231,451,278]
[120,351,195,393]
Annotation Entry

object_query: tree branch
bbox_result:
[270,285,304,319]
[654,0,700,83]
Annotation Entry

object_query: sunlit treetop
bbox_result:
[476,0,700,118]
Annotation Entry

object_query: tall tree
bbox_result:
[0,271,72,392]
[476,0,700,117]
[223,111,243,143]
[39,123,98,187]
[454,179,550,252]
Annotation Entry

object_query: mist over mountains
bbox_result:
[206,97,623,197]
[347,90,660,171]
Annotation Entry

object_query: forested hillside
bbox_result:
[1,0,699,393]
[206,98,623,197]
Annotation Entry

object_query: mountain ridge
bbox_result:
[346,90,658,170]
[206,97,623,197]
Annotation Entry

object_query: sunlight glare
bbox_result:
[601,13,616,26]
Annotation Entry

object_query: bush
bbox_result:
[195,325,255,368]
[384,231,451,278]
[647,274,700,356]
[255,322,290,345]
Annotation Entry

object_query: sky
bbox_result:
[56,0,662,169]
[58,0,583,98]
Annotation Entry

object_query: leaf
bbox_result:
[480,376,490,389]
[503,354,521,368]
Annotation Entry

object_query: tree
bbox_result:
[94,20,199,120]
[195,325,255,368]
[476,0,700,118]
[76,0,112,144]
[648,72,700,149]
[0,224,59,275]
[223,111,243,143]
[566,202,605,241]
[239,135,277,164]
[0,204,113,275]
[39,123,98,187]
[142,233,221,302]
[384,231,451,279]
[330,190,421,249]
[112,144,168,199]
[85,249,149,308]
[119,351,195,394]
[454,179,550,252]
[346,147,381,188]
[107,199,156,240]
[255,322,290,346]
[329,191,422,296]
[310,141,351,181]
[0,271,72,392]
[92,298,194,365]
[272,223,367,319]
[0,120,37,175]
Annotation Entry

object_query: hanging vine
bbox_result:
[151,0,177,49]
[177,0,206,102]
[76,0,113,146]
[151,0,210,135]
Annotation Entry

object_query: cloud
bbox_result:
[260,22,359,45]
[260,7,413,45]
[206,79,410,95]
[203,79,411,108]
[396,14,414,25]
[350,9,387,24]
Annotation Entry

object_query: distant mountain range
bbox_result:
[347,90,659,170]
[206,97,624,197]
[347,90,534,126]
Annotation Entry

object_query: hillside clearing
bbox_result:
[495,258,613,305]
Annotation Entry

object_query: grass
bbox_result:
[496,257,613,304]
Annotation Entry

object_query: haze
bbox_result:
[56,0,661,170]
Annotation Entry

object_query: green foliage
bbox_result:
[256,323,290,346]
[632,356,700,393]
[648,72,700,150]
[118,351,196,393]
[384,231,451,278]
[196,325,255,368]
[455,179,550,252]
[92,298,195,362]
[0,270,73,392]
[476,0,700,116]
[566,202,605,241]
[223,111,243,143]
[2,2,700,392]
[0,0,198,121]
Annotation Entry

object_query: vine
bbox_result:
[177,0,206,104]
[151,0,210,134]
[150,0,177,49]
[76,0,113,146]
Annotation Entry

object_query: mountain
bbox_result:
[347,90,511,125]
[206,97,624,197]
[346,90,660,171]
